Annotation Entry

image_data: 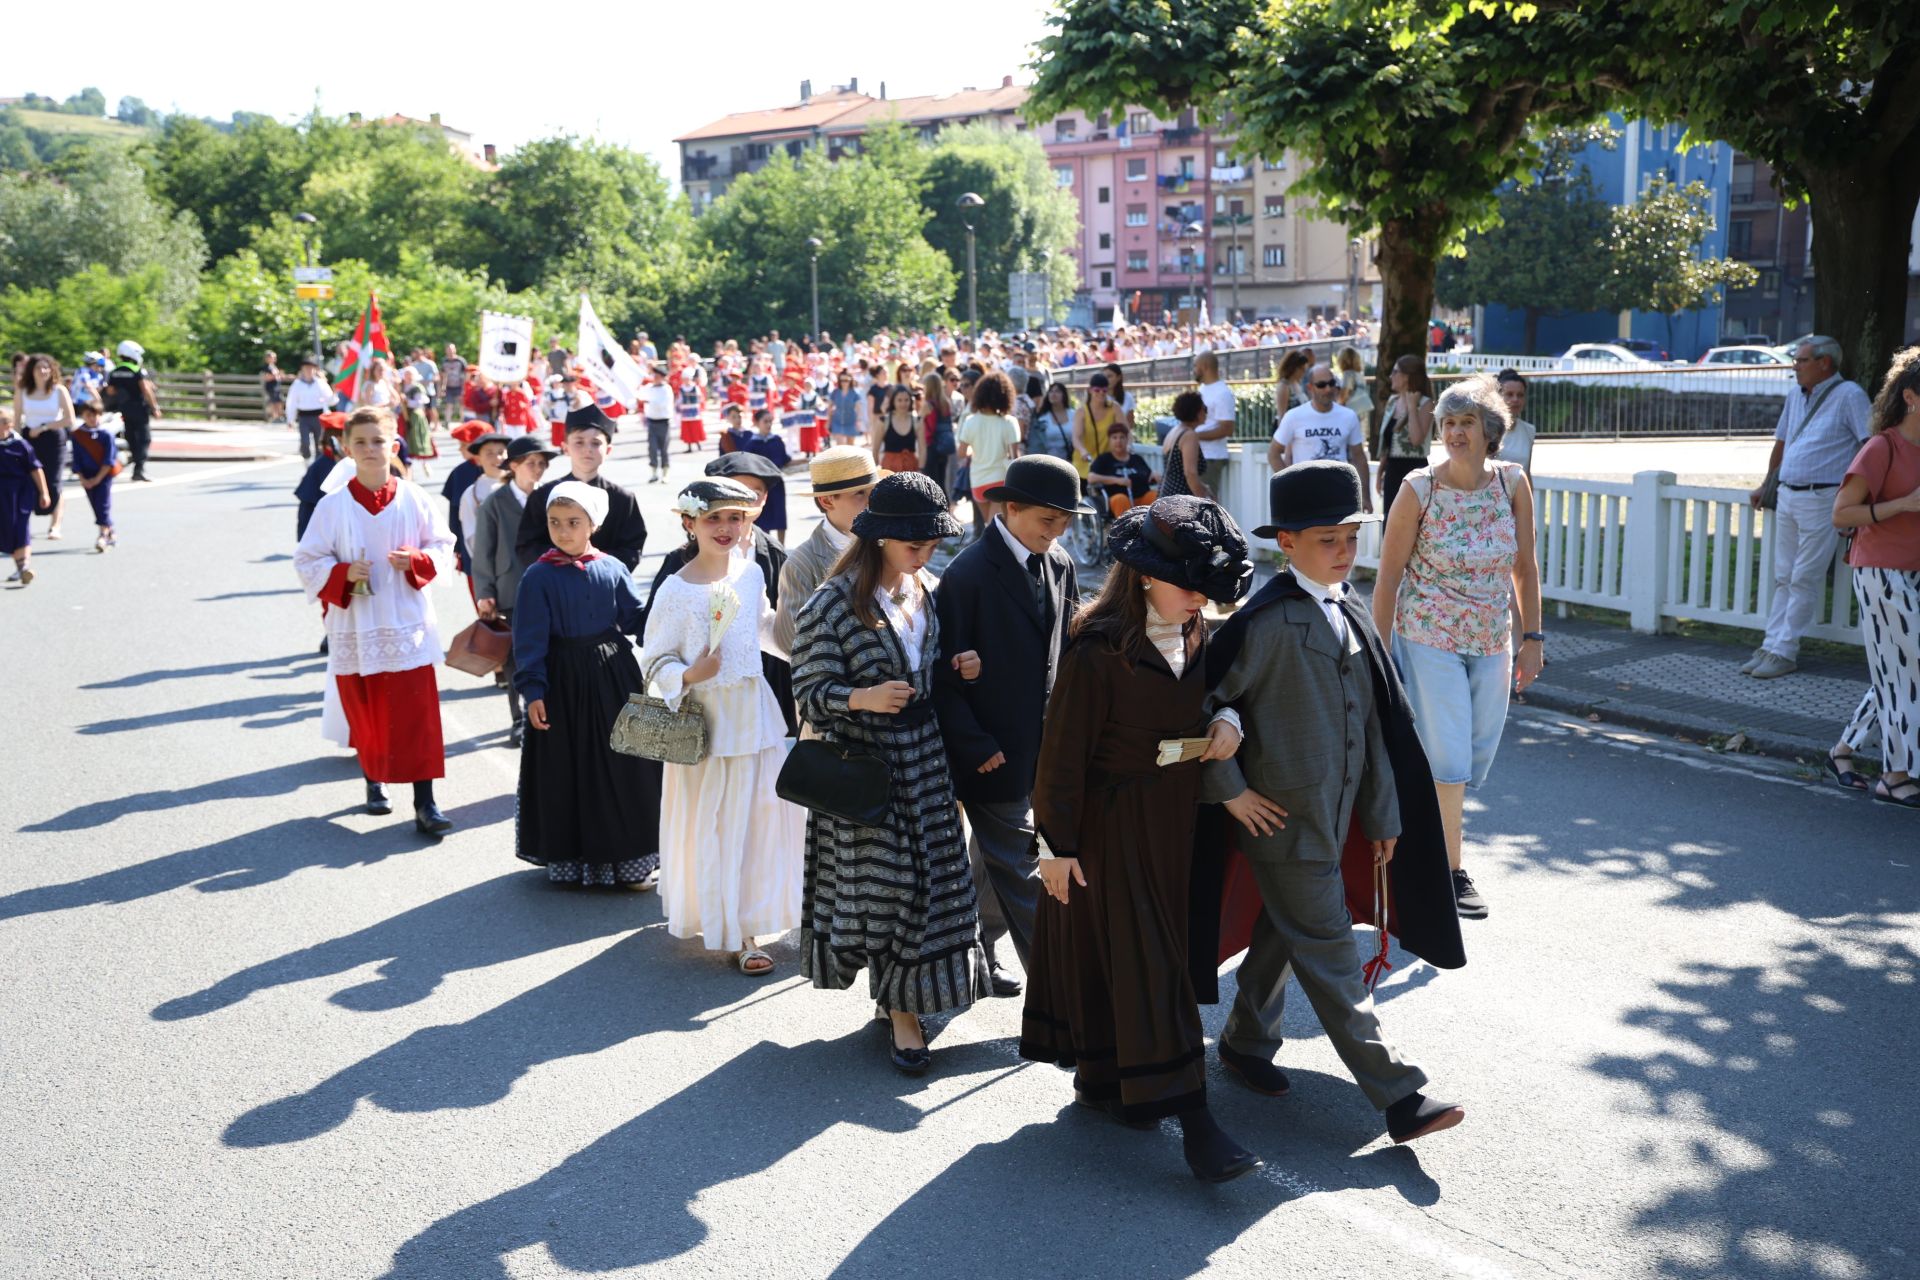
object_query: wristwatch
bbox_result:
[1521,631,1548,644]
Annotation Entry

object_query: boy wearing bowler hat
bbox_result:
[1195,459,1468,1145]
[933,453,1088,995]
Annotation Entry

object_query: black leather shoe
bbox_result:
[884,1014,931,1076]
[1385,1092,1465,1144]
[414,803,453,837]
[1179,1108,1262,1183]
[1218,1043,1292,1096]
[364,782,391,816]
[317,636,329,656]
[988,961,1023,998]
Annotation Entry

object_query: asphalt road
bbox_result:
[1,439,1914,1280]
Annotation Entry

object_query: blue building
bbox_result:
[1478,117,1735,360]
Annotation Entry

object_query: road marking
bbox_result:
[111,457,300,490]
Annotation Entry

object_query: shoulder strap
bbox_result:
[1787,380,1842,447]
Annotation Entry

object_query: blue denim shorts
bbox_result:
[1392,633,1513,788]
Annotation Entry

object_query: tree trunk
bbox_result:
[1805,163,1920,396]
[1370,212,1442,438]
[1523,307,1542,356]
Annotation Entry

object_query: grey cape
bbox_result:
[1187,570,1466,1002]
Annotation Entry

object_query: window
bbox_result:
[1129,111,1151,133]
[1127,251,1149,271]
[786,140,803,158]
[1214,147,1231,167]
[1054,117,1077,141]
[1214,193,1227,213]
[1263,157,1286,171]
[1097,186,1110,204]
[1728,218,1753,256]
[1264,194,1285,217]
[1053,165,1074,187]
[1177,156,1196,178]
[1097,232,1112,250]
[1099,270,1113,288]
[1126,157,1148,181]
[1228,198,1245,218]
[1125,204,1149,227]
[745,142,771,161]
[1263,245,1286,267]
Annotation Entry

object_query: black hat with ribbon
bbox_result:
[1108,495,1254,603]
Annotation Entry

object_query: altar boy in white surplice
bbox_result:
[295,406,459,836]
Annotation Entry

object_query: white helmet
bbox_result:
[117,339,145,361]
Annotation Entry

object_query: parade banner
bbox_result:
[334,292,391,403]
[576,293,645,416]
[479,311,535,384]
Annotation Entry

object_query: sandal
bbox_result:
[1825,751,1870,792]
[736,947,774,976]
[1871,778,1920,809]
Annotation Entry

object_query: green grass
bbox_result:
[10,109,148,138]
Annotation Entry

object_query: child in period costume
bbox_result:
[512,480,664,888]
[790,472,986,1073]
[1021,496,1260,1181]
[69,401,119,553]
[441,422,489,579]
[933,454,1087,997]
[1197,460,1468,1145]
[772,446,881,658]
[0,408,51,584]
[677,376,707,451]
[640,478,804,975]
[473,434,559,746]
[455,432,512,579]
[515,406,648,573]
[294,407,458,835]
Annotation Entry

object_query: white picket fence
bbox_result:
[1205,452,1862,645]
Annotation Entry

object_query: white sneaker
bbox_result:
[1738,647,1768,675]
[1750,652,1798,679]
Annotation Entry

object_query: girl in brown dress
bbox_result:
[1019,495,1263,1183]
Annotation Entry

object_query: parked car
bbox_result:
[1614,338,1672,361]
[1558,343,1662,369]
[1700,345,1790,367]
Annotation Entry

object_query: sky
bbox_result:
[19,0,1054,185]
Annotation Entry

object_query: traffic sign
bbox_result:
[293,266,334,284]
[295,283,334,301]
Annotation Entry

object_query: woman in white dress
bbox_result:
[640,477,804,974]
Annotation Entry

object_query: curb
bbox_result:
[1519,683,1827,768]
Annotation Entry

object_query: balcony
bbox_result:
[1213,262,1251,277]
[1210,165,1250,185]
[681,155,719,183]
[1155,173,1201,192]
[1163,126,1202,145]
[1159,260,1208,276]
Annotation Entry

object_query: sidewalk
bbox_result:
[1513,613,1866,765]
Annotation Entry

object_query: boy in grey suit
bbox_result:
[1201,460,1467,1146]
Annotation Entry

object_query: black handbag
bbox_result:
[777,738,892,827]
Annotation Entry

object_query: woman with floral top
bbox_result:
[1371,373,1541,922]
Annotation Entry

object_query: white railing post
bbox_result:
[1627,470,1676,633]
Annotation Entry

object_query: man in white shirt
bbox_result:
[1744,334,1873,678]
[1193,352,1237,471]
[284,357,335,461]
[1269,363,1372,511]
[642,365,675,485]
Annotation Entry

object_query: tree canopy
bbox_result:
[919,122,1081,330]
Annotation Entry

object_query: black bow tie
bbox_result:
[1026,552,1043,580]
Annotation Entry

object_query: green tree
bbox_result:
[62,87,106,117]
[1620,0,1920,389]
[697,148,955,343]
[0,150,206,315]
[1600,175,1757,355]
[919,121,1080,329]
[147,114,321,263]
[479,136,674,293]
[298,121,485,273]
[0,264,191,367]
[1026,0,1627,395]
[116,97,159,128]
[1436,133,1617,354]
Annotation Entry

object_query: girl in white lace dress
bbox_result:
[640,478,803,974]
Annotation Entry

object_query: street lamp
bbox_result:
[1180,220,1205,352]
[1347,237,1364,322]
[806,236,823,340]
[1037,247,1052,331]
[293,211,322,364]
[957,192,985,338]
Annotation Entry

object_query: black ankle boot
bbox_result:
[364,781,391,815]
[1178,1107,1261,1183]
[412,781,451,836]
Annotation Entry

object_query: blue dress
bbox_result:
[0,435,43,554]
[511,554,663,886]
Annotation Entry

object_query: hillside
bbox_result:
[8,108,150,139]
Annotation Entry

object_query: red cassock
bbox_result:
[333,667,446,782]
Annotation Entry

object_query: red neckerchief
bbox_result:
[538,548,603,570]
[347,476,398,515]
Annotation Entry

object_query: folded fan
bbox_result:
[707,582,741,652]
[1156,737,1214,767]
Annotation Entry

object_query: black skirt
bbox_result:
[515,630,662,871]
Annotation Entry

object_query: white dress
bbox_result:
[640,557,803,950]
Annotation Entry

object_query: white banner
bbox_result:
[479,311,534,383]
[577,293,646,413]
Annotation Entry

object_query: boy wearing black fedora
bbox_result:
[1195,460,1469,1146]
[516,404,648,572]
[933,453,1088,994]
